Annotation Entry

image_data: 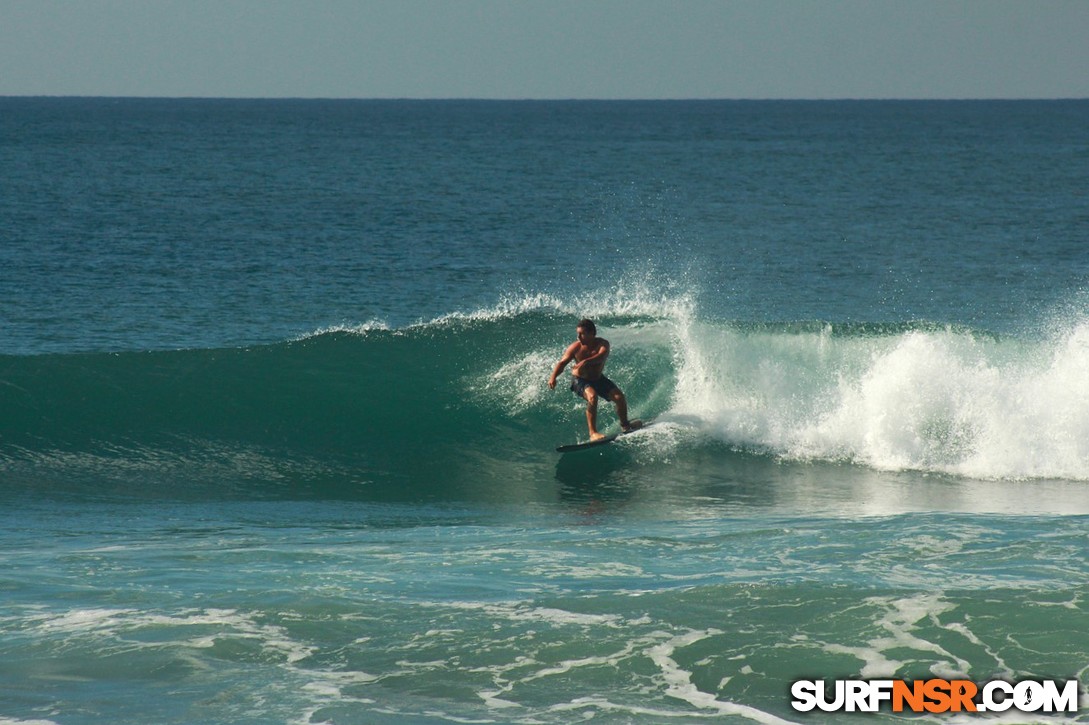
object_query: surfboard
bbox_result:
[555,420,649,453]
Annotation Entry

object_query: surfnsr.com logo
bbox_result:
[790,679,1079,714]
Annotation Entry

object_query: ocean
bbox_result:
[2,97,1088,724]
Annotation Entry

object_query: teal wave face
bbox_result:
[0,313,677,499]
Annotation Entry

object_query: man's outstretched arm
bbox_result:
[548,342,579,389]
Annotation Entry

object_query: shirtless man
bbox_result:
[548,318,640,441]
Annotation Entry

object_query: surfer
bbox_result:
[548,319,641,441]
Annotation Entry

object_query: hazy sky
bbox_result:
[2,0,1087,99]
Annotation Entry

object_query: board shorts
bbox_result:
[570,375,620,400]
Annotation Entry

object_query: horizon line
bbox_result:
[3,95,1088,103]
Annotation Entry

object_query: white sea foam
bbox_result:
[669,318,1089,480]
[296,319,391,339]
[27,606,317,665]
[480,348,558,411]
[646,629,800,724]
[820,593,968,679]
[441,600,627,628]
[526,561,647,580]
[36,607,140,634]
[308,272,696,337]
[421,273,697,329]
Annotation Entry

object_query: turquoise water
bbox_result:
[2,99,1089,723]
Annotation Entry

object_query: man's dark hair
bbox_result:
[577,318,596,334]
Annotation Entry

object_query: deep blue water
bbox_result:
[2,98,1089,724]
[4,99,1087,355]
